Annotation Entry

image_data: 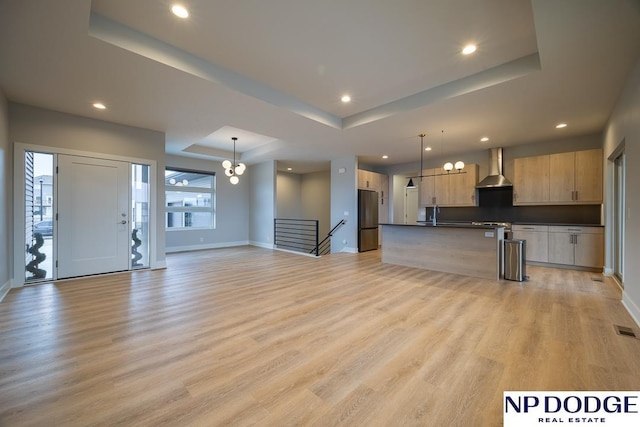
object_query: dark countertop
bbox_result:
[381,222,502,230]
[512,222,604,227]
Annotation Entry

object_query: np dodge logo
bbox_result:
[504,392,640,426]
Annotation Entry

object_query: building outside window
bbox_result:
[165,168,215,229]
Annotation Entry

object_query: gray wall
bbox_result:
[301,170,331,238]
[0,90,10,292]
[276,172,303,219]
[249,160,276,247]
[8,103,167,267]
[165,154,250,252]
[603,55,640,325]
[330,156,358,253]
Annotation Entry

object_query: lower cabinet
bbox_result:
[513,225,604,269]
[512,225,548,263]
[548,226,604,268]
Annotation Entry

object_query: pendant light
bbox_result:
[407,132,466,182]
[222,137,246,185]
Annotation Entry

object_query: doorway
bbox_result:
[613,150,625,285]
[57,155,130,278]
[404,187,419,224]
[16,145,155,286]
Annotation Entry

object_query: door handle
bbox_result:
[120,220,127,224]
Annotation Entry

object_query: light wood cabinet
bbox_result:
[512,225,549,263]
[575,149,603,203]
[548,226,603,268]
[358,169,375,190]
[450,164,478,206]
[513,155,550,205]
[513,149,602,205]
[549,149,602,203]
[419,164,478,207]
[549,152,575,203]
[419,169,437,207]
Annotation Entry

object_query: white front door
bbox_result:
[405,188,419,224]
[57,155,130,278]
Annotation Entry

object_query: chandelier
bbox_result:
[407,132,465,187]
[222,137,246,185]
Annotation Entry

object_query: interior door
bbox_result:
[405,187,418,224]
[57,155,130,278]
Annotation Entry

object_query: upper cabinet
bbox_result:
[420,164,478,207]
[513,149,602,206]
[513,155,550,204]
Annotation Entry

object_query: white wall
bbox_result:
[8,103,166,268]
[165,154,250,252]
[603,56,640,326]
[330,156,357,253]
[249,160,276,247]
[0,90,11,298]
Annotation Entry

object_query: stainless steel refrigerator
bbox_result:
[358,189,379,252]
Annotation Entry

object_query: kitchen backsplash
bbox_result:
[432,187,601,224]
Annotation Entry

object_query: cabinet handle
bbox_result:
[523,227,535,230]
[567,228,581,231]
[432,197,436,205]
[569,235,573,244]
[513,193,517,201]
[574,234,578,245]
[575,190,578,201]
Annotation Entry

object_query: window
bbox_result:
[165,168,215,229]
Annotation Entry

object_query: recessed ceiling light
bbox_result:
[556,123,568,128]
[171,4,189,18]
[287,167,292,171]
[341,95,351,103]
[480,137,489,142]
[382,155,389,159]
[93,102,106,110]
[462,44,477,55]
[425,147,432,151]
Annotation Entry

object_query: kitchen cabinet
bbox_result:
[549,149,602,204]
[420,164,478,207]
[450,164,478,206]
[358,169,379,190]
[548,226,603,268]
[513,149,602,205]
[419,169,437,206]
[513,155,550,205]
[512,225,549,263]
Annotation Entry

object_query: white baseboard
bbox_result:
[340,246,358,254]
[166,241,250,254]
[152,260,167,270]
[273,247,319,258]
[622,292,640,329]
[249,241,275,250]
[0,279,12,303]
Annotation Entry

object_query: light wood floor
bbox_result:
[1,247,639,426]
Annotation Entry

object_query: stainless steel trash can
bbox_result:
[504,239,526,281]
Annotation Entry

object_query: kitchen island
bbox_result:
[381,223,505,280]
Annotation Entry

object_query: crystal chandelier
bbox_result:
[222,137,246,185]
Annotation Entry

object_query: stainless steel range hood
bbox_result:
[476,148,513,188]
